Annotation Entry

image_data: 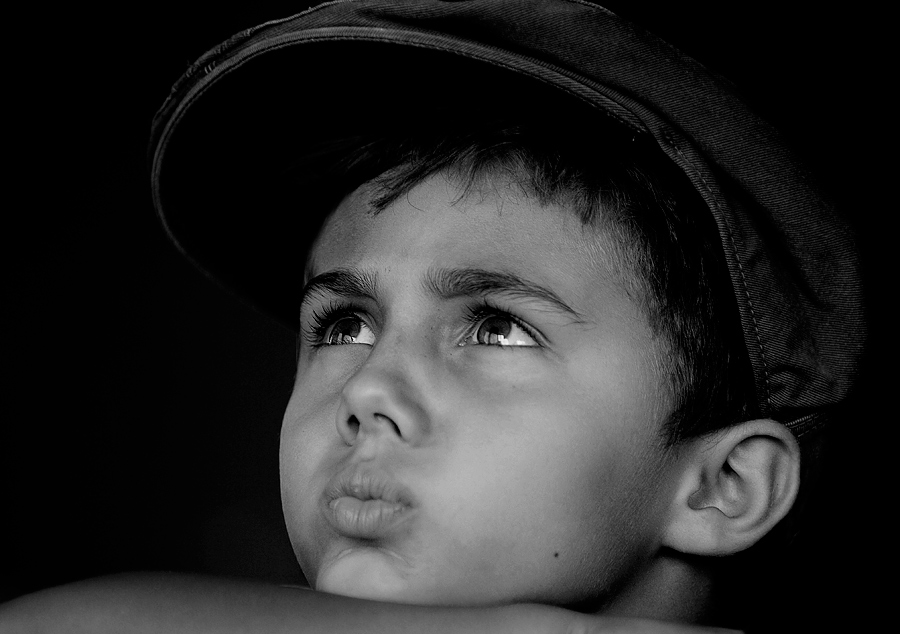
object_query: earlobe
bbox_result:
[662,419,801,556]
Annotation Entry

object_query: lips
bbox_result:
[322,464,415,539]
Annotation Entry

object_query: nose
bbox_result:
[336,361,429,447]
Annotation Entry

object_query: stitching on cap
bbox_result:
[788,412,825,437]
[662,131,773,410]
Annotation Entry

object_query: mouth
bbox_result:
[321,464,415,539]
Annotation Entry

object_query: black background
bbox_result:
[6,2,887,630]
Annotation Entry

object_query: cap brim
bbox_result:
[151,40,638,329]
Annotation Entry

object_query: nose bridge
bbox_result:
[336,332,431,447]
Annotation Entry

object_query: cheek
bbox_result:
[419,440,660,605]
[279,380,338,524]
[280,391,321,477]
[280,357,350,459]
[452,387,672,583]
[280,349,368,452]
[279,351,373,529]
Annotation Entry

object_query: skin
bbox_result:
[280,172,694,611]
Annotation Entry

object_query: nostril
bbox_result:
[346,415,360,439]
[375,413,401,437]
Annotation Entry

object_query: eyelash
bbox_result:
[301,299,542,348]
[302,301,369,348]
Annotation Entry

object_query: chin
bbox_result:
[314,548,422,604]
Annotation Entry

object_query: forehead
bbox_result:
[308,172,622,294]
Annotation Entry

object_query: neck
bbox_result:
[599,549,720,624]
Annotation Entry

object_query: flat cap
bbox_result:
[150,0,864,434]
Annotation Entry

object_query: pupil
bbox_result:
[479,316,511,344]
[331,318,360,343]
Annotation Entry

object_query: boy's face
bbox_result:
[280,173,685,608]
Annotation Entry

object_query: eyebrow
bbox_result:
[299,266,584,322]
[424,267,585,321]
[300,268,379,312]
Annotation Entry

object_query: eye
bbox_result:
[322,315,376,346]
[466,312,539,347]
[302,302,377,347]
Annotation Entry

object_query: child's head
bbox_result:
[278,117,794,613]
[149,0,864,624]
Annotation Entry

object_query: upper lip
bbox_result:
[323,463,415,508]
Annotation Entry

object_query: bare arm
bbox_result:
[0,573,739,634]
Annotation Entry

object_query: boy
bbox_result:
[2,1,864,632]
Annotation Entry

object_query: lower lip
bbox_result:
[327,496,411,539]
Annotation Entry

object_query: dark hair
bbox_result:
[292,115,756,444]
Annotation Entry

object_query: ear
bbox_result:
[662,419,801,556]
